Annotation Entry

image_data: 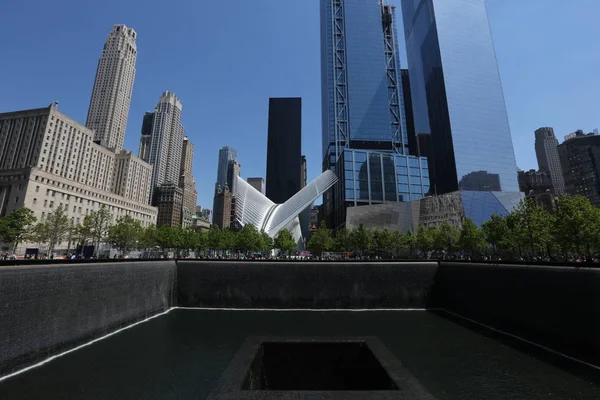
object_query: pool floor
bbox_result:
[0,309,598,399]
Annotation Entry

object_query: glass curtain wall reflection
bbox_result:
[401,0,519,194]
[339,150,430,206]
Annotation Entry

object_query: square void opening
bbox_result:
[242,341,398,391]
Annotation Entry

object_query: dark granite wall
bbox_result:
[176,261,438,309]
[0,261,176,375]
[432,262,600,365]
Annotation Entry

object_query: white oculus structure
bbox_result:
[234,170,338,249]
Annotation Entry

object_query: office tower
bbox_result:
[215,146,237,191]
[226,160,241,196]
[558,134,600,207]
[401,69,418,157]
[266,98,302,204]
[113,150,153,204]
[401,0,519,195]
[300,156,307,188]
[320,0,429,230]
[0,104,157,253]
[535,127,566,195]
[321,1,408,167]
[140,92,184,190]
[153,182,183,227]
[179,137,197,227]
[247,178,265,194]
[86,25,137,151]
[138,112,154,161]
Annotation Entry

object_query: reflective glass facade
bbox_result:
[321,0,408,167]
[338,150,430,206]
[402,0,519,194]
[346,190,524,233]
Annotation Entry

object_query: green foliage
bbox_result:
[156,225,177,251]
[220,229,237,252]
[508,198,554,257]
[236,224,262,252]
[139,225,157,250]
[553,195,600,256]
[372,229,393,256]
[107,215,142,255]
[260,231,273,253]
[334,228,352,253]
[82,205,112,257]
[459,218,486,256]
[350,223,372,253]
[416,225,434,255]
[307,221,333,256]
[481,214,509,253]
[207,226,222,251]
[404,228,417,257]
[274,229,297,255]
[433,222,460,253]
[44,205,71,254]
[0,207,37,250]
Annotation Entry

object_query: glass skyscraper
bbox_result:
[321,0,410,167]
[402,0,519,195]
[321,0,429,229]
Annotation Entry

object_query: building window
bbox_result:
[33,198,37,205]
[36,186,40,192]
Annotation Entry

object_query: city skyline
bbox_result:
[1,0,598,209]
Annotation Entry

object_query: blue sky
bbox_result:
[1,0,598,209]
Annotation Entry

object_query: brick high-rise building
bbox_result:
[86,25,137,151]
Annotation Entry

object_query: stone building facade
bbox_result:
[0,104,157,253]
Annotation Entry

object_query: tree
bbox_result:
[220,228,237,253]
[139,225,158,256]
[74,223,93,249]
[372,229,394,257]
[236,224,262,253]
[510,198,553,258]
[107,215,142,256]
[43,205,70,255]
[179,227,198,256]
[29,221,50,252]
[156,225,177,254]
[459,218,486,257]
[259,231,273,254]
[482,214,509,255]
[405,228,418,258]
[391,230,408,257]
[193,229,208,256]
[350,224,372,254]
[64,221,79,254]
[307,221,333,257]
[0,207,37,252]
[416,225,434,257]
[334,228,352,254]
[433,222,460,255]
[274,229,297,256]
[207,226,222,253]
[553,195,600,257]
[83,205,112,257]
